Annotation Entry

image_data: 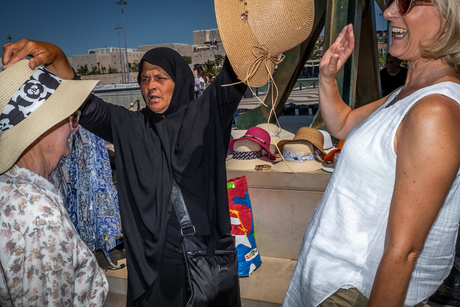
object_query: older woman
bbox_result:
[283,0,460,306]
[0,60,108,305]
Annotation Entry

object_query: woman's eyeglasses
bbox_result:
[69,110,81,129]
[385,0,432,16]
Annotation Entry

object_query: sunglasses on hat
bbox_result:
[385,0,432,16]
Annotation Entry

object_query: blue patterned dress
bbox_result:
[51,126,122,251]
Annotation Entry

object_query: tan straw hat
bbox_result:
[277,127,326,157]
[272,141,324,173]
[215,0,315,87]
[0,60,98,174]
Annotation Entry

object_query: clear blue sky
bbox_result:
[1,0,217,57]
[1,0,387,59]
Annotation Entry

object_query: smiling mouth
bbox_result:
[392,27,408,38]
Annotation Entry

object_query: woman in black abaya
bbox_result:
[83,48,246,306]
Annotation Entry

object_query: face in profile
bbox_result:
[140,62,176,114]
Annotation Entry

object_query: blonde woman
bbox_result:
[284,0,460,306]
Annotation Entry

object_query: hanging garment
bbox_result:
[52,126,122,252]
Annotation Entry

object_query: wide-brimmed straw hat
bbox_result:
[276,127,326,158]
[229,126,276,160]
[0,60,98,174]
[215,0,315,87]
[272,141,323,173]
[226,138,273,171]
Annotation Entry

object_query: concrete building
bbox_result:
[69,47,144,76]
[68,28,227,84]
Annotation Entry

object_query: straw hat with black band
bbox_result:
[0,60,98,174]
[215,0,315,88]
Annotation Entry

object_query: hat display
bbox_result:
[276,127,326,158]
[271,141,323,173]
[0,60,98,174]
[229,126,276,160]
[226,139,273,171]
[215,0,315,87]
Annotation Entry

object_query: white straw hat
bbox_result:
[0,60,98,174]
[215,0,315,87]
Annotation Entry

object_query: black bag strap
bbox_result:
[171,179,196,237]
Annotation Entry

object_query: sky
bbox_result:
[1,0,387,59]
[1,0,218,57]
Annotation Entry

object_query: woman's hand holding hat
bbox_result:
[2,39,74,79]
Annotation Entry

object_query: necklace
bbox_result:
[393,67,454,101]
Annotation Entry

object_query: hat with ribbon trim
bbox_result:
[276,127,326,158]
[229,126,276,160]
[215,0,315,87]
[0,60,98,174]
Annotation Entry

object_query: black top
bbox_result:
[80,48,246,301]
[380,66,408,97]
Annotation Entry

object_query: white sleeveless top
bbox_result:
[283,82,460,307]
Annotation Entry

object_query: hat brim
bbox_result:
[271,159,323,173]
[0,62,98,174]
[226,156,273,171]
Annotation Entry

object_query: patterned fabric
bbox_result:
[52,126,122,252]
[0,165,108,306]
[0,66,61,132]
[232,150,263,160]
[283,150,319,162]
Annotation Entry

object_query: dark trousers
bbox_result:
[127,262,187,307]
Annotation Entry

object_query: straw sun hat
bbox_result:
[277,127,326,158]
[215,0,315,87]
[272,141,323,173]
[0,60,98,174]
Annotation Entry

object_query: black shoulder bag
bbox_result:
[171,180,241,307]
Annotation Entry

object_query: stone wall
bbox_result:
[80,72,138,85]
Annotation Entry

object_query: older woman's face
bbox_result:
[140,62,175,114]
[384,1,442,62]
[39,118,77,161]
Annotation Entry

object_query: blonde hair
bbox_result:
[420,0,460,72]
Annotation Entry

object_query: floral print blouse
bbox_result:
[0,165,108,306]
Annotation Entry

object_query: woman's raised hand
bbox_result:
[2,39,74,79]
[319,24,355,83]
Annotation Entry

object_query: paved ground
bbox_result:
[237,85,318,134]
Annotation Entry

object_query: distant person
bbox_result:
[380,53,408,97]
[0,60,108,305]
[193,65,205,99]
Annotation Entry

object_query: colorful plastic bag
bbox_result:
[227,176,262,277]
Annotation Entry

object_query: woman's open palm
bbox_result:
[319,24,355,82]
